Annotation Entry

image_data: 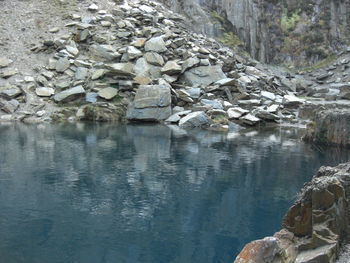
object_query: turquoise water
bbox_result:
[0,123,349,263]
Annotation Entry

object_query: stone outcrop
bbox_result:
[234,162,350,263]
[303,109,350,147]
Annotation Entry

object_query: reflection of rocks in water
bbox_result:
[1,123,350,262]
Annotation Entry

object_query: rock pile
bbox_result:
[0,0,309,128]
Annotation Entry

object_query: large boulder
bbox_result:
[126,84,172,122]
[181,65,226,87]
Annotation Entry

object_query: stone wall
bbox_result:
[234,162,350,263]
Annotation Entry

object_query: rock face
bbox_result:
[126,84,172,121]
[303,109,350,147]
[234,162,350,263]
[161,0,350,65]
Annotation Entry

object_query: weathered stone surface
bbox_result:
[98,87,118,100]
[53,86,85,103]
[0,98,19,113]
[234,237,285,263]
[144,36,167,52]
[126,84,172,121]
[105,63,135,77]
[91,69,106,80]
[181,66,226,87]
[55,57,70,73]
[133,85,171,109]
[1,69,17,78]
[35,87,55,97]
[283,95,305,107]
[179,111,210,128]
[240,114,261,125]
[0,57,13,68]
[0,87,22,99]
[227,107,249,119]
[90,44,120,60]
[75,67,88,80]
[201,99,223,109]
[161,61,182,75]
[261,90,276,101]
[144,52,164,66]
[126,46,142,60]
[181,57,200,73]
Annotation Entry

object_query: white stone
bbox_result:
[35,87,55,97]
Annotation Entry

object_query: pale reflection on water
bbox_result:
[0,123,349,263]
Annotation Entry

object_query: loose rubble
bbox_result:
[0,0,314,128]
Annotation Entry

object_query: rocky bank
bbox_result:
[234,162,350,263]
[1,0,350,262]
[0,0,317,131]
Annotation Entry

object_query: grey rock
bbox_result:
[91,69,106,80]
[35,87,55,97]
[55,57,70,73]
[0,98,19,113]
[144,36,167,52]
[187,87,201,99]
[165,113,181,123]
[1,69,17,78]
[144,52,164,66]
[126,46,142,60]
[0,87,22,99]
[0,57,13,68]
[179,111,210,128]
[53,86,85,103]
[90,45,120,61]
[161,61,182,75]
[75,67,88,80]
[201,99,223,109]
[227,107,249,119]
[126,84,172,121]
[105,63,135,77]
[214,78,238,86]
[86,92,98,103]
[181,66,226,87]
[98,87,118,100]
[240,114,261,125]
[261,91,276,101]
[181,57,200,73]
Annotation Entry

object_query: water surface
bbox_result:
[0,123,349,263]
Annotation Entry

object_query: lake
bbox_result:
[0,123,349,263]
